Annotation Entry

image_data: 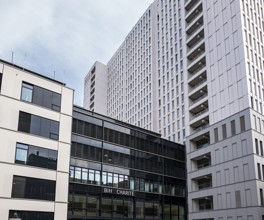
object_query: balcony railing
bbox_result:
[188,62,206,79]
[192,124,209,134]
[190,93,207,106]
[190,108,209,120]
[187,36,204,52]
[189,78,207,92]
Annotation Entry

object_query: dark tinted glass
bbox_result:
[19,143,58,170]
[32,85,43,106]
[30,115,41,136]
[42,89,52,109]
[18,112,31,133]
[22,82,61,112]
[18,111,59,140]
[12,176,56,201]
[9,210,54,220]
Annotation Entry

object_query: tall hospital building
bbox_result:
[84,0,264,219]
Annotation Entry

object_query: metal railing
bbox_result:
[189,78,207,92]
[191,108,209,120]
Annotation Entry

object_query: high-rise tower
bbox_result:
[84,0,264,219]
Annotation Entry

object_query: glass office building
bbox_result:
[68,106,186,220]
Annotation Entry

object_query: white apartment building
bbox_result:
[84,0,264,219]
[0,60,73,220]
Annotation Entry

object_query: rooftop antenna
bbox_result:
[22,53,27,70]
[54,71,56,79]
[11,51,14,64]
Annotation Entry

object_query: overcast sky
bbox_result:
[0,0,154,105]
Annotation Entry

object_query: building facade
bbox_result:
[68,106,186,220]
[0,59,186,220]
[84,0,264,219]
[0,60,74,220]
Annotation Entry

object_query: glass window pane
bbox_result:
[101,197,112,217]
[136,201,144,219]
[113,199,123,217]
[73,195,86,216]
[52,92,61,111]
[18,112,31,133]
[95,171,100,185]
[87,196,99,216]
[89,170,95,183]
[21,83,33,102]
[75,167,81,181]
[82,168,88,183]
[30,115,41,136]
[42,89,52,109]
[32,86,43,106]
[15,148,28,164]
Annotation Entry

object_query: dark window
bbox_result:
[9,210,54,220]
[0,73,2,92]
[258,163,262,179]
[260,189,264,206]
[198,198,213,210]
[240,116,245,131]
[231,120,236,135]
[214,128,218,142]
[260,141,263,156]
[12,176,56,201]
[256,138,259,154]
[18,111,59,140]
[21,82,61,111]
[15,143,57,170]
[222,124,227,139]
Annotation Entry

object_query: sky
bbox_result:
[0,0,154,105]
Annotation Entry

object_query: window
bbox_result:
[256,138,259,154]
[261,141,264,156]
[198,197,213,210]
[240,116,246,131]
[260,189,264,206]
[9,210,54,220]
[21,82,61,111]
[0,73,2,92]
[15,143,57,170]
[12,176,56,201]
[18,111,59,140]
[231,120,236,135]
[258,163,262,179]
[214,128,218,142]
[222,124,227,139]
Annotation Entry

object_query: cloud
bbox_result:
[0,0,153,105]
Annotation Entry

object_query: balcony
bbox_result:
[90,94,95,103]
[195,153,211,169]
[189,83,207,99]
[187,47,205,67]
[188,57,206,77]
[188,70,206,87]
[187,41,205,59]
[190,116,209,134]
[192,174,212,191]
[185,0,200,12]
[186,3,203,25]
[190,108,209,121]
[90,87,95,96]
[197,196,213,211]
[186,16,203,37]
[190,132,209,149]
[186,27,204,49]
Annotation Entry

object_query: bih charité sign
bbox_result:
[103,187,134,197]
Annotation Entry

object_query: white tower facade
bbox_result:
[84,0,264,219]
